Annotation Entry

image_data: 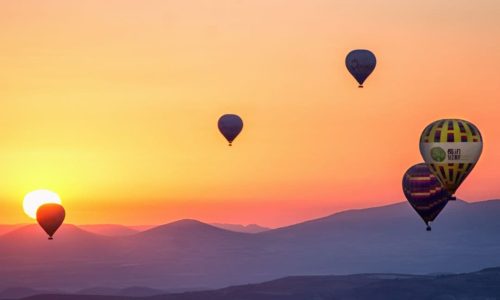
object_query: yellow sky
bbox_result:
[0,0,499,226]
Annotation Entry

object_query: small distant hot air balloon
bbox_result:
[403,163,450,231]
[419,119,483,199]
[345,49,376,88]
[218,114,243,146]
[36,203,65,240]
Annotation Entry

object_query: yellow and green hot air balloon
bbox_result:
[419,119,483,199]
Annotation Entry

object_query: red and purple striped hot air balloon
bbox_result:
[402,163,450,231]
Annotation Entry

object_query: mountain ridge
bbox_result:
[0,199,499,291]
[6,267,500,300]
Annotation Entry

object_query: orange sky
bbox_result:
[0,0,499,227]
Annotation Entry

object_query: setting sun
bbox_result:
[23,190,62,219]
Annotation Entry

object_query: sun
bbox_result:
[23,190,62,219]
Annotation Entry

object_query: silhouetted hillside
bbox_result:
[79,225,139,237]
[0,225,24,236]
[137,219,247,240]
[1,200,500,291]
[12,267,500,300]
[77,286,165,297]
[211,223,270,233]
[0,287,49,299]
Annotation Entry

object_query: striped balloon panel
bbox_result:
[420,119,482,143]
[428,162,474,195]
[402,163,449,223]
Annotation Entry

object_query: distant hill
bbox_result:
[0,287,50,299]
[77,286,166,297]
[0,225,25,236]
[0,222,270,236]
[138,219,245,239]
[128,225,154,232]
[9,267,500,300]
[1,200,500,291]
[211,223,270,233]
[78,225,139,237]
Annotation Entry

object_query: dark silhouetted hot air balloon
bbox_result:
[403,163,450,231]
[419,119,483,200]
[218,114,243,146]
[36,203,65,240]
[345,49,376,88]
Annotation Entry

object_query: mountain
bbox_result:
[211,223,270,233]
[78,225,139,237]
[0,225,24,236]
[254,199,500,275]
[0,220,253,291]
[0,224,141,238]
[133,219,252,246]
[0,287,52,299]
[1,200,500,292]
[7,222,269,237]
[0,224,119,291]
[128,225,154,232]
[77,286,166,297]
[10,267,500,300]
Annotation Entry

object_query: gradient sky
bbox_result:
[0,0,499,227]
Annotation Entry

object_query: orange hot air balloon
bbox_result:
[36,203,66,240]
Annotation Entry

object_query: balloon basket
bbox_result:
[48,237,54,240]
[358,85,364,88]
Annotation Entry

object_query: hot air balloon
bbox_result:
[218,114,243,146]
[403,163,450,231]
[36,203,65,240]
[419,119,483,199]
[345,49,376,88]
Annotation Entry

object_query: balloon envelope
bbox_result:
[36,203,65,240]
[218,114,243,145]
[345,49,376,87]
[419,119,483,196]
[402,163,450,229]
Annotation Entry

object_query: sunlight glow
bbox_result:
[23,190,62,219]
